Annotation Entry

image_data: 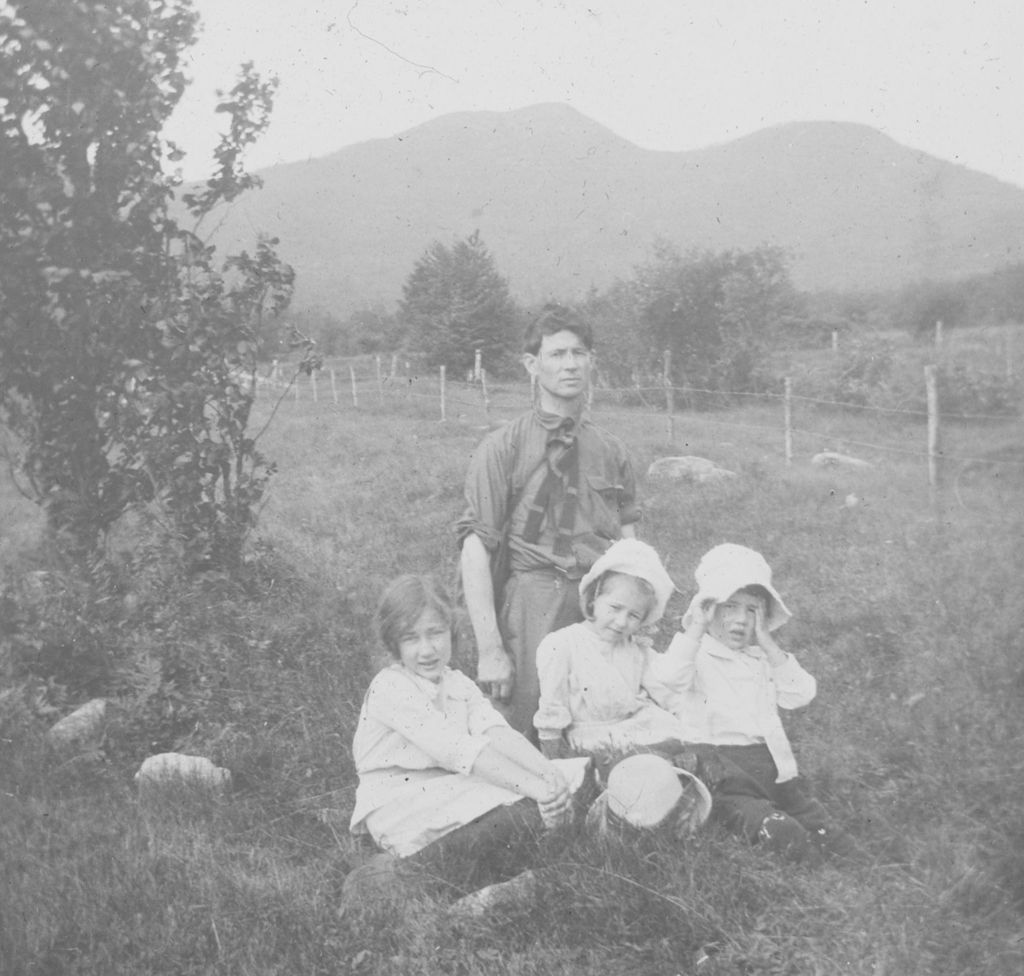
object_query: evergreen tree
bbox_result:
[400,231,518,376]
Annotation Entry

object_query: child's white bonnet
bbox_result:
[684,543,792,632]
[578,538,677,625]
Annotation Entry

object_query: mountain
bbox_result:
[196,103,1024,316]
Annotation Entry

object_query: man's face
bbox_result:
[523,329,591,405]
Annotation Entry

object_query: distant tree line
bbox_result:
[283,231,1024,390]
[806,262,1024,338]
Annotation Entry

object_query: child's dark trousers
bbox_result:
[693,742,833,856]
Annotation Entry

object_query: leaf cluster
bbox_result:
[0,1,297,570]
[582,241,803,397]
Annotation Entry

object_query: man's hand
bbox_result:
[477,644,514,701]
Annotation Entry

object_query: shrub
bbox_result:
[936,363,1021,419]
[0,2,298,571]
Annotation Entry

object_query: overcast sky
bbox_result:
[165,0,1024,188]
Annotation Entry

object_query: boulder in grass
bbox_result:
[811,451,873,470]
[47,698,107,748]
[135,753,232,791]
[647,456,738,484]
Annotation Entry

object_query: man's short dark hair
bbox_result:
[522,303,594,355]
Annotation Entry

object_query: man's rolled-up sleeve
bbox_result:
[454,431,511,551]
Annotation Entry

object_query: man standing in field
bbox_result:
[456,303,641,738]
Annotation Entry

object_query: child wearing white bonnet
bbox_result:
[647,543,856,863]
[533,539,691,773]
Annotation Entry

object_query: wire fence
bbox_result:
[252,349,1024,491]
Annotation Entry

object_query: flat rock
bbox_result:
[47,698,106,747]
[135,753,232,790]
[647,456,738,483]
[811,451,873,470]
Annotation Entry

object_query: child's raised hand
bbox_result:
[754,599,785,661]
[753,598,770,642]
[682,594,716,634]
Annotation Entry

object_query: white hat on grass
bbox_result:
[578,539,678,626]
[682,543,792,632]
[586,754,712,835]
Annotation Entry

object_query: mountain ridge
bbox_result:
[198,103,1024,315]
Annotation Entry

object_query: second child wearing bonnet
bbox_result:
[654,543,855,862]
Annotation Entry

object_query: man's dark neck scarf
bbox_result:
[521,409,582,558]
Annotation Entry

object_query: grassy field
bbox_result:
[2,341,1024,975]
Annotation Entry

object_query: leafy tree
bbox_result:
[0,0,299,570]
[631,242,801,396]
[580,282,648,388]
[399,230,518,376]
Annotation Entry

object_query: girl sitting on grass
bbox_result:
[347,574,590,905]
[533,539,691,775]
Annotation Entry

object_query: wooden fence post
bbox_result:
[831,330,839,354]
[311,370,318,402]
[375,355,384,405]
[390,353,398,378]
[480,367,491,425]
[474,348,482,382]
[293,375,299,401]
[663,349,675,443]
[783,376,793,465]
[439,365,447,422]
[349,364,358,408]
[330,368,339,405]
[925,364,940,498]
[935,319,943,349]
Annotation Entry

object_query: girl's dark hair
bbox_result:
[375,574,456,658]
[581,571,657,622]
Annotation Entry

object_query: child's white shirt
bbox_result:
[647,631,817,782]
[533,622,685,755]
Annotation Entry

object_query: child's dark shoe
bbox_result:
[811,825,861,861]
[757,812,824,866]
